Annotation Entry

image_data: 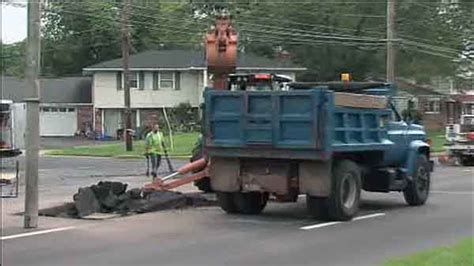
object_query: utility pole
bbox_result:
[24,0,41,228]
[122,0,133,151]
[386,0,396,84]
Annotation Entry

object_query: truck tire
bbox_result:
[216,192,238,214]
[460,156,474,166]
[190,141,213,193]
[306,195,328,219]
[403,154,430,206]
[326,160,362,221]
[234,192,269,215]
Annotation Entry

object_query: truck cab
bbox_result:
[0,100,22,158]
[204,82,433,220]
[445,94,474,165]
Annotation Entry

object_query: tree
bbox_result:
[1,41,25,77]
[38,0,471,86]
[41,1,123,76]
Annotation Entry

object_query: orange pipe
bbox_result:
[177,158,207,174]
[162,168,209,190]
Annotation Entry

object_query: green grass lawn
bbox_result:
[46,132,199,158]
[427,130,446,153]
[382,238,473,266]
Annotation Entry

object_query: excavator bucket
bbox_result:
[205,14,238,90]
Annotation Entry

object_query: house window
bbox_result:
[463,104,474,115]
[152,72,181,90]
[159,72,175,89]
[424,98,441,114]
[120,72,140,89]
[129,72,139,89]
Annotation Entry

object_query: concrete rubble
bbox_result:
[39,181,216,219]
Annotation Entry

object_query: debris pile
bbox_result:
[40,181,215,219]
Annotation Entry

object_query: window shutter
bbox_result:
[116,72,122,90]
[153,72,159,90]
[139,71,145,90]
[175,72,181,90]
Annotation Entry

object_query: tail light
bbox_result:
[467,132,474,141]
[0,140,10,149]
[254,74,271,80]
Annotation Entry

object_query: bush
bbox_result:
[168,102,200,133]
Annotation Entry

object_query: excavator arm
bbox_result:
[205,14,238,90]
[144,15,237,191]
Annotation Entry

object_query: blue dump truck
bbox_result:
[203,82,433,221]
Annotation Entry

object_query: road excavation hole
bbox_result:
[37,181,217,219]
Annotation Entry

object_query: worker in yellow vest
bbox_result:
[145,124,165,178]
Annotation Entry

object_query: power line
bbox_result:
[54,7,385,46]
[124,7,387,43]
[401,39,460,55]
[122,6,463,53]
[401,45,457,60]
[9,1,463,61]
[50,4,463,55]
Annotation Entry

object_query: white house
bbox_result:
[1,76,92,141]
[83,49,306,138]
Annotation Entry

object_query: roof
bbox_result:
[452,94,474,103]
[83,49,306,71]
[395,79,445,96]
[1,76,92,104]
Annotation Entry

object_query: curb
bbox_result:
[42,153,191,160]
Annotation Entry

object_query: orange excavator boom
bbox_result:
[143,15,237,192]
[205,14,238,90]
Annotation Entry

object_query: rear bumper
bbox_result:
[207,147,330,161]
[445,145,474,155]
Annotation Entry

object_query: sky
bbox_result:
[1,4,27,44]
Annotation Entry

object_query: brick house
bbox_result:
[395,79,450,131]
[83,49,306,138]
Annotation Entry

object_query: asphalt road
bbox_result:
[13,155,187,185]
[2,159,473,266]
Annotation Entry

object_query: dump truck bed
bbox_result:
[204,88,394,160]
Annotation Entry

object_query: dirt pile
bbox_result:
[40,181,215,219]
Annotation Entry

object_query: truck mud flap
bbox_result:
[299,161,331,197]
[209,157,240,192]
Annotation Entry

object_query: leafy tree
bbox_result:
[1,41,25,77]
[36,0,473,88]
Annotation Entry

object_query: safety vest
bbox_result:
[145,131,164,154]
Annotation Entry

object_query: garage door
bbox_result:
[40,107,77,136]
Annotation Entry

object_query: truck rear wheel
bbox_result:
[326,160,361,221]
[216,192,238,214]
[403,155,430,206]
[460,156,474,166]
[234,192,269,215]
